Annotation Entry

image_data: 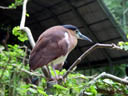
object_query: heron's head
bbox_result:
[63,24,92,42]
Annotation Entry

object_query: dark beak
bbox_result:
[77,31,92,42]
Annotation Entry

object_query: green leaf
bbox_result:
[53,84,68,91]
[86,85,97,96]
[41,78,46,84]
[103,79,114,85]
[38,89,48,96]
[12,26,28,42]
[127,34,128,38]
[124,45,128,51]
[26,13,29,17]
[118,41,124,46]
[8,0,23,8]
[21,84,30,89]
[28,88,37,94]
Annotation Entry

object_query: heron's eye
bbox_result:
[75,30,79,34]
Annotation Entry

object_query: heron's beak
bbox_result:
[77,31,92,42]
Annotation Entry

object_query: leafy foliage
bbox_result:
[0,45,128,96]
[0,44,27,96]
[12,26,28,42]
[8,0,23,9]
[103,0,128,33]
[118,41,128,51]
[104,0,123,22]
[118,34,128,51]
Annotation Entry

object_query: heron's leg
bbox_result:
[53,63,64,71]
[51,63,58,80]
[41,66,51,79]
[46,65,52,78]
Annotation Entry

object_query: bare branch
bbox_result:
[80,72,128,96]
[19,45,28,65]
[12,64,44,77]
[20,0,35,48]
[89,72,128,85]
[21,68,44,77]
[19,0,50,79]
[63,43,122,79]
[0,6,15,9]
[20,0,28,28]
[20,27,35,48]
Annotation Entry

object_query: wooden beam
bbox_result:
[64,0,113,64]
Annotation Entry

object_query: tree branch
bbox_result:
[0,6,15,9]
[20,0,27,28]
[80,72,128,96]
[89,72,128,85]
[20,0,35,48]
[20,0,50,79]
[21,68,44,77]
[12,64,44,77]
[63,43,122,79]
[0,1,35,47]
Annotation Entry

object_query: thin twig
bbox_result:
[0,6,15,9]
[21,69,44,77]
[63,43,122,79]
[11,64,44,77]
[17,45,29,78]
[21,46,28,64]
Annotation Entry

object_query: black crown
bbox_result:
[63,24,78,30]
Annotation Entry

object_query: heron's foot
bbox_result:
[47,76,56,81]
[47,75,63,82]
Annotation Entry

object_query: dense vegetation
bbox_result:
[1,45,128,96]
[0,0,128,96]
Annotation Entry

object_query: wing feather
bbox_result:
[29,27,68,70]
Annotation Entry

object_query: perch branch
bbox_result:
[63,43,122,79]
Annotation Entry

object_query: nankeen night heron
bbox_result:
[29,24,92,80]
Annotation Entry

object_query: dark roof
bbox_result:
[0,0,128,69]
